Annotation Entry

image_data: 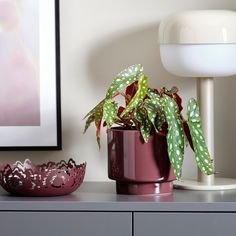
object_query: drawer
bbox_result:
[0,212,132,236]
[134,212,236,236]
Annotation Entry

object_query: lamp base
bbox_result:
[174,178,236,191]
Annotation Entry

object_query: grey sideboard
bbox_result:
[1,182,236,236]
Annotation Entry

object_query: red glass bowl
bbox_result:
[0,159,86,197]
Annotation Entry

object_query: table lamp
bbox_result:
[159,10,236,190]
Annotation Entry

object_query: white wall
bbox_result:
[1,0,236,181]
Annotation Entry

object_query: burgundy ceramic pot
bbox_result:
[108,128,175,195]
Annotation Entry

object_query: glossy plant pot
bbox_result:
[108,128,175,195]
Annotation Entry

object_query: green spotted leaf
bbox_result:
[83,99,104,148]
[83,115,95,134]
[134,101,143,123]
[144,99,158,129]
[155,113,166,131]
[83,99,105,120]
[140,118,152,143]
[121,74,148,117]
[106,64,144,99]
[163,86,178,95]
[145,91,166,131]
[83,99,105,136]
[147,89,163,107]
[134,102,152,142]
[163,95,185,180]
[187,98,214,175]
[147,90,166,130]
[103,99,118,129]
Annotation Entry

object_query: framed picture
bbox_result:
[0,0,61,150]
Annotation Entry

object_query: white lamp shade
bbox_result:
[160,44,236,77]
[159,10,236,77]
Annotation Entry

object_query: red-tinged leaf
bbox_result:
[157,131,167,137]
[118,106,125,115]
[153,88,160,95]
[160,122,168,135]
[96,119,102,148]
[97,120,101,137]
[125,81,138,104]
[116,106,134,128]
[92,101,104,149]
[173,92,183,113]
[183,121,194,150]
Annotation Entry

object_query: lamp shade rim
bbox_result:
[159,44,236,77]
[159,10,236,44]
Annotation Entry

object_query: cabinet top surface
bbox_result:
[1,182,236,212]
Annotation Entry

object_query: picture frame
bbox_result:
[0,0,61,150]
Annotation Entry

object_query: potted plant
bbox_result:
[83,64,214,195]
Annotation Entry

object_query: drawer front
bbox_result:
[134,212,236,236]
[0,212,131,236]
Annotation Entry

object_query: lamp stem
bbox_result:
[197,77,215,185]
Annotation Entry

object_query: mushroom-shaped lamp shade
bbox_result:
[159,10,236,77]
[159,10,236,190]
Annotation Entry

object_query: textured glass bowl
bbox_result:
[0,159,86,197]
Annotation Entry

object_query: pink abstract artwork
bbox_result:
[0,0,40,126]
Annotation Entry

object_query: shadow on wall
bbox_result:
[86,23,193,89]
[214,77,236,178]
